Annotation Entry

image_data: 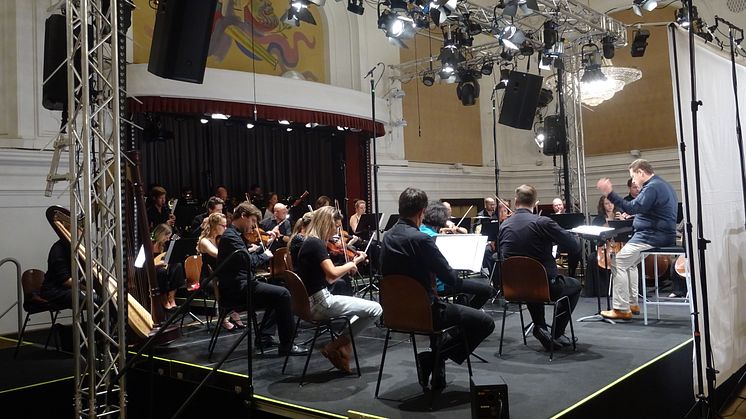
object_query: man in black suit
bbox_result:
[381,187,495,390]
[499,184,582,350]
[217,202,307,355]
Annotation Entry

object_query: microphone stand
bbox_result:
[488,84,502,296]
[363,63,383,301]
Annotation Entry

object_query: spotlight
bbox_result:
[601,36,615,59]
[438,42,464,79]
[211,113,229,120]
[439,63,455,79]
[246,123,254,129]
[279,119,291,125]
[581,49,605,83]
[630,29,650,57]
[543,21,558,50]
[675,4,698,29]
[480,61,494,76]
[632,0,657,17]
[378,10,416,39]
[429,0,457,25]
[389,0,408,12]
[500,25,525,50]
[495,67,511,90]
[422,72,435,86]
[502,0,539,17]
[456,71,480,106]
[286,128,293,132]
[200,118,208,124]
[534,128,545,149]
[284,0,317,26]
[519,44,534,57]
[347,0,364,15]
[539,53,553,71]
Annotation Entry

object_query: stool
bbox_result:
[640,246,692,325]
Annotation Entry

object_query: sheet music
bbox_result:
[163,239,176,264]
[435,234,488,272]
[134,245,146,268]
[570,225,614,236]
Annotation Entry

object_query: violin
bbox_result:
[327,237,357,261]
[244,226,272,247]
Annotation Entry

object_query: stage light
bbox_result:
[429,0,457,25]
[246,123,254,129]
[279,119,291,125]
[581,50,605,84]
[200,118,208,124]
[630,29,650,57]
[495,67,511,90]
[539,53,553,71]
[284,0,317,26]
[286,128,293,132]
[347,0,364,15]
[456,71,480,106]
[537,88,553,108]
[438,41,464,79]
[543,21,558,50]
[675,4,698,29]
[422,72,435,86]
[602,36,615,59]
[337,126,346,131]
[211,113,229,120]
[378,10,416,40]
[632,0,657,17]
[480,61,494,76]
[439,63,455,79]
[389,0,408,12]
[502,0,537,17]
[501,25,525,50]
[309,0,325,5]
[534,129,545,149]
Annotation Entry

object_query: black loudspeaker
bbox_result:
[498,71,544,130]
[542,115,566,156]
[42,14,68,111]
[147,0,219,84]
[471,375,509,418]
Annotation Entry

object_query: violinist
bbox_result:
[592,196,621,227]
[294,206,381,373]
[420,201,496,309]
[440,201,468,234]
[217,202,307,356]
[348,199,366,233]
[151,223,186,313]
[190,196,224,237]
[197,212,243,331]
[289,212,314,265]
[260,203,292,251]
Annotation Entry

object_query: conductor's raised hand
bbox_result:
[597,178,613,196]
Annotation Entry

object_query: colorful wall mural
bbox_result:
[133,0,327,82]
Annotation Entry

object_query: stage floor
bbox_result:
[149,295,693,418]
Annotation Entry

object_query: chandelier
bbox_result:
[578,66,642,106]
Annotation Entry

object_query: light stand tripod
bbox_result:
[669,2,718,415]
[359,62,385,301]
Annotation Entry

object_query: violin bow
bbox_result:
[493,194,514,215]
[455,205,473,229]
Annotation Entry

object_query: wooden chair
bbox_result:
[281,271,361,386]
[14,269,63,358]
[180,255,207,328]
[375,274,473,399]
[270,247,289,279]
[498,256,576,361]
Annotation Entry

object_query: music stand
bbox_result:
[354,212,383,240]
[546,213,586,230]
[479,220,500,242]
[288,205,310,226]
[383,214,399,231]
[607,220,634,242]
[435,234,488,273]
[164,237,198,265]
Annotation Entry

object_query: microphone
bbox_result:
[363,62,384,79]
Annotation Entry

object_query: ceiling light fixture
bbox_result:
[500,25,525,50]
[630,28,650,57]
[347,0,364,15]
[632,0,657,17]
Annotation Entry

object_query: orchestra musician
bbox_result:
[499,184,582,350]
[289,212,313,265]
[40,239,82,309]
[216,202,307,355]
[592,196,620,226]
[420,201,496,309]
[196,212,245,331]
[294,206,382,373]
[190,196,225,237]
[259,203,292,251]
[215,185,234,216]
[440,201,468,234]
[596,159,678,320]
[151,223,186,313]
[348,199,366,233]
[552,198,566,214]
[147,186,176,231]
[262,192,279,221]
[381,187,494,391]
[623,177,640,202]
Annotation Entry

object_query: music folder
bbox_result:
[435,234,488,272]
[163,237,198,265]
[546,213,586,230]
[354,213,383,236]
[384,214,400,231]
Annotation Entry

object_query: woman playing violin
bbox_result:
[293,206,382,373]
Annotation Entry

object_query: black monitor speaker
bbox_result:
[147,0,219,84]
[471,375,509,418]
[542,115,566,156]
[42,14,69,111]
[498,71,544,130]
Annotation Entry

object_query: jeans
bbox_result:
[309,288,382,337]
[612,242,653,311]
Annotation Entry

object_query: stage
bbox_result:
[1,292,695,418]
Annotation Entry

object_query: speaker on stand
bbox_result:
[498,71,544,130]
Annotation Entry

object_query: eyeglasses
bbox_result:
[219,224,228,227]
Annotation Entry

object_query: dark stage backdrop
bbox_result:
[131,113,369,211]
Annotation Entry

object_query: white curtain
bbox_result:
[669,25,746,396]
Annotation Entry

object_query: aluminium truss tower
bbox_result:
[63,0,128,416]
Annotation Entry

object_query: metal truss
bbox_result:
[48,0,129,417]
[389,0,628,81]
